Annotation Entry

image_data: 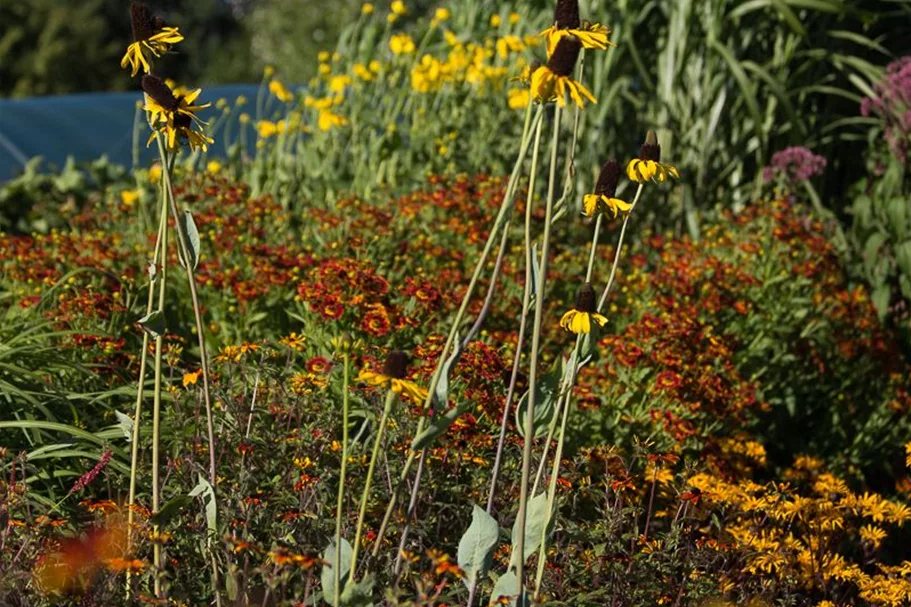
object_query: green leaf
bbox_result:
[114,411,134,443]
[341,572,374,607]
[137,310,165,339]
[863,233,888,276]
[189,476,217,536]
[178,210,201,271]
[411,402,469,450]
[432,353,457,410]
[871,284,891,321]
[149,494,193,526]
[887,198,909,241]
[510,492,550,568]
[320,538,353,607]
[457,504,499,589]
[896,241,911,280]
[515,357,563,439]
[489,570,524,607]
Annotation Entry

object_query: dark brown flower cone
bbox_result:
[547,36,582,77]
[574,283,596,314]
[130,3,157,42]
[639,130,661,162]
[594,159,621,197]
[383,350,410,380]
[554,0,581,30]
[141,74,179,110]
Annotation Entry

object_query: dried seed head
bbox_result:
[574,283,596,313]
[639,130,661,162]
[547,36,582,77]
[594,159,622,197]
[130,3,157,42]
[383,350,410,380]
[141,75,179,110]
[554,0,581,30]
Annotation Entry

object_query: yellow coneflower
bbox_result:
[141,75,213,152]
[531,36,595,108]
[583,159,631,218]
[627,130,680,184]
[541,0,615,56]
[560,283,608,335]
[318,109,348,131]
[120,3,184,77]
[357,351,427,404]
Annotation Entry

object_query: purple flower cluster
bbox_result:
[861,56,911,165]
[69,450,113,494]
[762,146,827,185]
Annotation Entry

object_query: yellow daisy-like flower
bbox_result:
[318,109,348,132]
[507,88,530,109]
[120,3,184,77]
[269,79,293,102]
[390,33,416,55]
[582,159,631,218]
[141,75,214,152]
[541,0,615,56]
[560,283,608,335]
[530,36,596,108]
[357,351,427,404]
[391,0,407,16]
[626,130,680,184]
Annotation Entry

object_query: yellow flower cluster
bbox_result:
[410,33,527,95]
[689,462,911,605]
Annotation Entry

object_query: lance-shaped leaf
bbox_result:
[137,310,165,339]
[114,411,134,443]
[488,570,524,607]
[510,492,550,568]
[411,402,469,450]
[320,538,353,607]
[177,209,201,271]
[189,476,217,536]
[457,504,499,589]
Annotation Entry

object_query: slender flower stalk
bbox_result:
[516,103,562,599]
[598,183,644,312]
[373,104,544,556]
[150,153,169,599]
[349,388,397,580]
[333,348,351,605]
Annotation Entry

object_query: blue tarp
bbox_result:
[0,85,261,180]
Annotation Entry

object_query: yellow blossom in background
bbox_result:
[391,1,407,16]
[269,79,293,102]
[148,164,162,183]
[329,75,352,93]
[434,7,451,23]
[318,63,332,76]
[906,442,911,469]
[860,524,887,549]
[239,112,250,125]
[206,160,222,174]
[509,12,521,24]
[263,65,275,78]
[496,35,525,59]
[490,14,501,27]
[318,110,347,131]
[411,55,445,93]
[120,189,140,207]
[257,120,284,138]
[362,2,374,15]
[369,60,382,73]
[353,63,374,81]
[182,370,201,387]
[390,33,416,55]
[507,88,529,109]
[318,51,330,63]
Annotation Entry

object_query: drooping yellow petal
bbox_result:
[582,194,599,217]
[592,313,609,327]
[570,312,591,334]
[559,310,577,331]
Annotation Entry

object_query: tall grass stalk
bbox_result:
[333,351,351,604]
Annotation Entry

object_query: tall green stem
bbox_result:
[373,104,542,555]
[598,184,644,312]
[516,104,562,598]
[334,352,351,604]
[125,177,168,598]
[150,151,170,599]
[349,390,397,580]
